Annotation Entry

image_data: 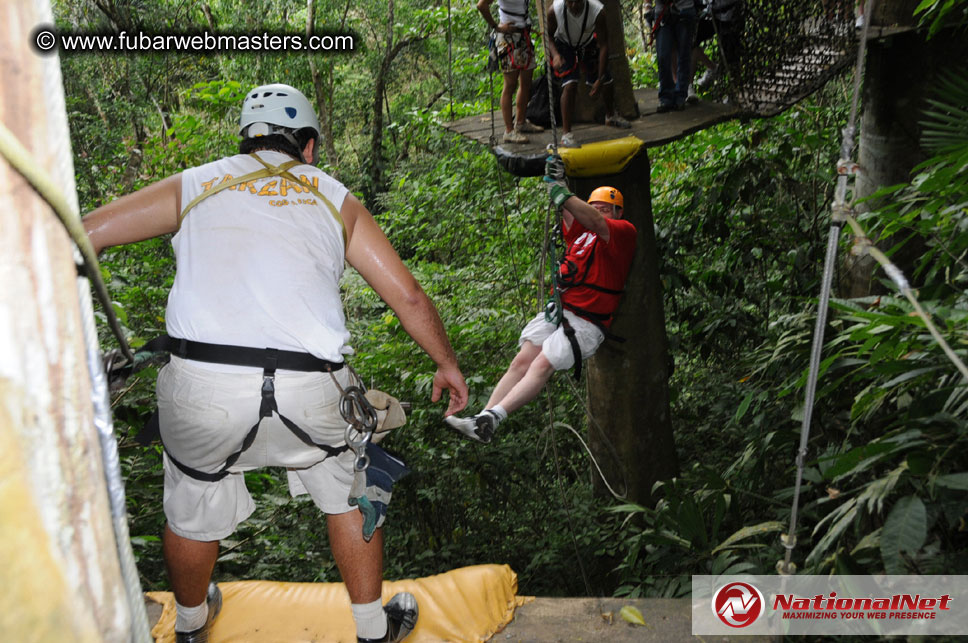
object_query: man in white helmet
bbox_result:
[84,83,468,643]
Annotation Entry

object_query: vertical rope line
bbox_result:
[780,0,877,574]
[447,0,455,121]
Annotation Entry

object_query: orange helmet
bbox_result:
[588,186,623,209]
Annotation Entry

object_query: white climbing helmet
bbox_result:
[239,83,320,139]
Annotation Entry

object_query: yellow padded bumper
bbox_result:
[147,564,533,642]
[559,135,645,177]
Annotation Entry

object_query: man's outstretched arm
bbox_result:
[83,174,182,254]
[342,194,469,416]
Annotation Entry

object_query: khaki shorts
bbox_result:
[518,310,605,371]
[157,356,358,541]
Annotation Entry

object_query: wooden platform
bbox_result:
[444,88,739,176]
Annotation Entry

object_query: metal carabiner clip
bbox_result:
[345,423,372,472]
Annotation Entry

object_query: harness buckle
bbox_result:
[260,374,276,418]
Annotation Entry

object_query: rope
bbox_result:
[0,121,134,362]
[779,0,874,575]
[447,0,455,121]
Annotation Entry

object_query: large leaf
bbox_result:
[880,496,927,574]
[712,521,786,554]
[934,472,968,490]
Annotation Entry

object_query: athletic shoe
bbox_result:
[686,84,699,104]
[175,583,222,643]
[503,130,528,144]
[560,132,579,148]
[656,103,675,113]
[444,411,498,443]
[605,114,631,129]
[358,592,419,643]
[696,65,720,91]
[517,119,545,133]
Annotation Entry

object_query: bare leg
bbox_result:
[163,523,219,607]
[493,351,556,414]
[486,341,541,407]
[516,69,533,128]
[602,81,617,117]
[561,82,577,134]
[501,70,520,133]
[328,510,384,604]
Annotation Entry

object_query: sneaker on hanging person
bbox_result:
[357,592,419,643]
[444,407,505,444]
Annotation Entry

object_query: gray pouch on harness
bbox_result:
[348,443,410,541]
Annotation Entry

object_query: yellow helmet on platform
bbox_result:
[588,186,623,209]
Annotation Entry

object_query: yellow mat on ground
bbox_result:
[147,564,533,642]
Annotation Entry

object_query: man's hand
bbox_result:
[433,364,468,416]
[552,53,564,71]
[496,21,515,33]
[545,153,566,181]
[589,78,603,97]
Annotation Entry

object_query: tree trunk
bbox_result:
[307,0,339,165]
[572,151,677,505]
[1,1,132,639]
[842,14,968,296]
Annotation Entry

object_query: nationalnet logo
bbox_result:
[712,581,765,627]
[693,575,968,636]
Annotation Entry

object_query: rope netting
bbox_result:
[712,0,861,117]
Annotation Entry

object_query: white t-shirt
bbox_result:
[498,0,531,28]
[553,0,603,47]
[167,150,351,370]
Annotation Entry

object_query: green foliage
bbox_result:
[57,0,968,603]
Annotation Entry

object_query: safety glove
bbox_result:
[544,154,573,209]
[348,443,410,542]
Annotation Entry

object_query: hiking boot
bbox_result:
[605,114,631,129]
[502,129,528,144]
[686,84,699,104]
[560,132,579,148]
[695,65,720,91]
[445,411,498,444]
[656,102,675,114]
[358,592,419,643]
[175,583,222,643]
[516,119,545,133]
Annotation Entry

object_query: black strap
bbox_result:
[135,335,348,482]
[560,315,584,382]
[562,302,627,343]
[141,334,344,373]
[563,0,591,47]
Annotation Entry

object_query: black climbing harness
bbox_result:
[135,335,353,482]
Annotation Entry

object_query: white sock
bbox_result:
[175,599,209,632]
[352,599,387,640]
[487,405,508,423]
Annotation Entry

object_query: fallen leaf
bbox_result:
[619,605,645,626]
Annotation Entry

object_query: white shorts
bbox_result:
[518,310,605,371]
[157,355,358,541]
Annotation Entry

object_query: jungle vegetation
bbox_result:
[54,0,968,598]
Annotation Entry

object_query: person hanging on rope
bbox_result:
[479,0,546,144]
[546,0,632,147]
[82,83,468,643]
[445,156,636,442]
